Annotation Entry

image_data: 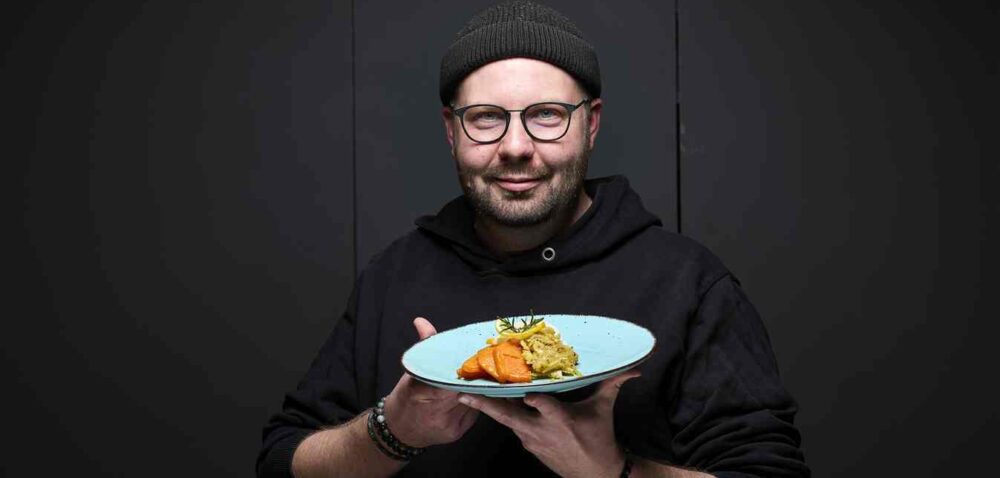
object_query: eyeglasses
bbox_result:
[449,99,590,144]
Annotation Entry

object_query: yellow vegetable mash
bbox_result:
[519,325,580,379]
[489,316,580,380]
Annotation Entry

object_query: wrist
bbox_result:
[383,394,420,446]
[371,397,427,460]
[587,445,627,478]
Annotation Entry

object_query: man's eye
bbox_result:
[471,111,502,122]
[529,108,564,123]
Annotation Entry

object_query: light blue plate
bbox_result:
[401,314,656,397]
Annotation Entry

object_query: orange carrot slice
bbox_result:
[476,345,500,382]
[493,341,532,383]
[457,353,486,380]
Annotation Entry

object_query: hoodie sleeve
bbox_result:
[256,284,363,478]
[668,274,810,478]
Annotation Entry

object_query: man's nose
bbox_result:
[497,113,534,160]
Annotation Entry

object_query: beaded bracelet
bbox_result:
[368,397,426,461]
[366,409,408,461]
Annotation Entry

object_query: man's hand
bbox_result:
[382,317,479,448]
[458,370,640,478]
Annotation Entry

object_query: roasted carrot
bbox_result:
[457,353,486,380]
[493,340,532,383]
[476,345,500,382]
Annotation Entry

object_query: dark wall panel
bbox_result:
[680,0,995,475]
[354,0,678,269]
[10,1,354,475]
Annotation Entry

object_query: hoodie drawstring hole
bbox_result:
[541,247,556,262]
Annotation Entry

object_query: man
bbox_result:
[258,2,809,477]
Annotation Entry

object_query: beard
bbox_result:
[457,143,590,228]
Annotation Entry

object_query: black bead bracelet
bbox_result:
[366,409,408,461]
[366,396,426,461]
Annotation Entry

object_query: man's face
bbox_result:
[443,58,602,227]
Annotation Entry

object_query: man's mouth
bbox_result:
[493,176,544,193]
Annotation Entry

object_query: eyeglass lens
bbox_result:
[461,103,572,143]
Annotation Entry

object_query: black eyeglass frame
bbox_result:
[449,98,591,144]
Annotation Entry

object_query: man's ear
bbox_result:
[586,98,603,150]
[442,106,457,155]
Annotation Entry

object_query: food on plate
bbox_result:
[493,340,533,383]
[475,345,498,381]
[458,353,485,380]
[519,325,580,379]
[456,312,580,383]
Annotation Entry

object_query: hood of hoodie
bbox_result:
[414,175,662,275]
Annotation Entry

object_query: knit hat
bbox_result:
[439,0,601,105]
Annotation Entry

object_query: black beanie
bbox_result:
[439,1,601,106]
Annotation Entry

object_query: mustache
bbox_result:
[483,166,552,180]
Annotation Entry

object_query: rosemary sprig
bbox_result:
[497,309,544,334]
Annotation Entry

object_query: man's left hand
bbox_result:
[458,370,640,478]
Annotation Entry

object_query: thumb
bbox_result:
[591,369,641,409]
[413,317,438,340]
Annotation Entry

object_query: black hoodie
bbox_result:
[258,176,809,477]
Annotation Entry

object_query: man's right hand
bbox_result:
[381,317,479,448]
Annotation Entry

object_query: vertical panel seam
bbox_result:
[351,0,358,278]
[675,0,683,235]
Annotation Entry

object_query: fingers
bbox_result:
[523,393,569,421]
[413,317,438,340]
[396,371,462,404]
[458,394,532,431]
[591,370,641,408]
[457,406,479,432]
[408,378,461,402]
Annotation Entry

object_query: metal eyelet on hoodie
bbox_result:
[541,247,556,262]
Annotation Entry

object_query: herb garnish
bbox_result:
[497,309,544,334]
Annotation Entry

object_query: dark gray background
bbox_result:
[7,0,995,476]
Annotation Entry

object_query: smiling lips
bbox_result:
[494,176,544,192]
